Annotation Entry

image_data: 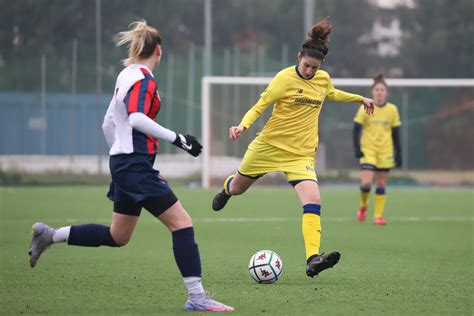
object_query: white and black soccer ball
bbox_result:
[248,250,283,284]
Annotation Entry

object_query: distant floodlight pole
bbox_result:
[402,92,409,171]
[202,0,213,187]
[304,0,315,36]
[204,0,212,76]
[95,0,103,175]
[187,42,196,135]
[40,54,46,155]
[70,39,78,159]
[165,53,175,153]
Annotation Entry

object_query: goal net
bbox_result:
[201,77,474,188]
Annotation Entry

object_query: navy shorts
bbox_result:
[107,153,178,217]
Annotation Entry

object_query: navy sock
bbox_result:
[68,224,119,247]
[303,203,321,215]
[172,227,202,277]
[360,185,371,193]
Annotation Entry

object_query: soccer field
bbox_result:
[1,186,473,315]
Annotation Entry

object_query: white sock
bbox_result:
[183,276,205,298]
[52,226,71,243]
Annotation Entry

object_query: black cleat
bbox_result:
[306,251,341,278]
[212,190,231,211]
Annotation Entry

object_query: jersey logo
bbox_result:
[295,97,322,108]
[296,89,304,94]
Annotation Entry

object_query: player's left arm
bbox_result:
[392,106,402,167]
[326,76,374,115]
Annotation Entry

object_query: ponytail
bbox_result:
[115,20,162,66]
[372,73,388,88]
[300,18,332,60]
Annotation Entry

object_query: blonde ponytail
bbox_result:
[115,20,161,66]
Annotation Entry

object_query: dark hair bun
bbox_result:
[372,73,388,88]
[373,73,386,84]
[308,18,332,47]
[301,18,332,57]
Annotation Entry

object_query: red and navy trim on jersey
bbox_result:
[124,68,161,154]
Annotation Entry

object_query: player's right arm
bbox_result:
[229,125,245,140]
[326,74,374,115]
[125,78,202,157]
[230,73,286,140]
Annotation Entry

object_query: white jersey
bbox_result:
[102,64,162,155]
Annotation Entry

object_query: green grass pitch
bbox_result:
[1,186,473,315]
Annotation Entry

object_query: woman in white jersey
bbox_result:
[28,20,233,312]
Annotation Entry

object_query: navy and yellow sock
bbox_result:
[223,174,235,196]
[374,187,386,218]
[302,204,321,261]
[360,185,371,209]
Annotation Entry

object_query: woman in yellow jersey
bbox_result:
[353,74,402,225]
[212,18,375,278]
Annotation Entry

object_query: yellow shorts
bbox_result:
[238,138,317,182]
[360,148,394,170]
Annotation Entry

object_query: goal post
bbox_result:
[201,76,474,188]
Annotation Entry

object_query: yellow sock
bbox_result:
[374,187,386,218]
[223,175,235,195]
[302,204,322,261]
[360,186,371,209]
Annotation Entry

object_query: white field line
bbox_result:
[5,216,473,224]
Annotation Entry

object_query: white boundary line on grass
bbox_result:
[8,216,474,223]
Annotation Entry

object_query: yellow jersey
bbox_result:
[239,66,363,157]
[354,102,401,154]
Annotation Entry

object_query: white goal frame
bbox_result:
[201,77,474,188]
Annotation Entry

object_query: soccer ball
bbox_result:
[248,250,283,284]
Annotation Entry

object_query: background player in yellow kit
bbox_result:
[353,74,402,225]
[212,18,375,278]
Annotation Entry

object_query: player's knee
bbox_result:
[111,233,131,247]
[307,198,322,206]
[180,213,193,228]
[360,184,371,192]
[169,210,194,231]
[376,179,387,188]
